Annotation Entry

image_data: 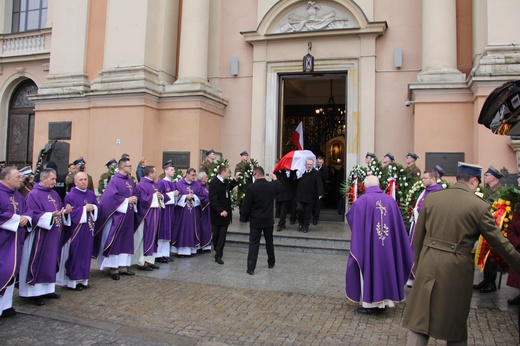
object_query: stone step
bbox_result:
[226,229,350,256]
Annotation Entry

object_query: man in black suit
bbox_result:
[242,166,280,275]
[209,165,241,265]
[312,156,329,225]
[274,169,296,232]
[295,158,324,233]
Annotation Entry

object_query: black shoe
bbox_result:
[303,228,308,233]
[0,307,17,318]
[111,273,120,280]
[356,307,385,315]
[138,265,153,271]
[276,226,283,232]
[508,294,520,305]
[247,270,254,275]
[146,262,160,269]
[473,281,486,289]
[155,257,169,263]
[480,283,497,293]
[30,297,45,306]
[297,225,303,231]
[78,283,90,289]
[215,258,224,265]
[166,256,175,262]
[68,285,84,291]
[119,270,135,276]
[312,220,318,225]
[268,264,275,269]
[42,293,60,299]
[290,220,296,225]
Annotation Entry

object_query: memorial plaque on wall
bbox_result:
[49,121,72,140]
[163,151,190,169]
[425,152,465,176]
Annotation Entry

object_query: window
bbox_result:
[12,0,48,33]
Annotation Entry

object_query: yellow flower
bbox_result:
[498,198,505,204]
[506,201,511,206]
[506,206,512,212]
[504,218,509,223]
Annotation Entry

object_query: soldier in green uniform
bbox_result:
[98,158,117,196]
[234,151,249,174]
[381,152,395,169]
[405,152,421,182]
[200,149,217,176]
[65,157,95,192]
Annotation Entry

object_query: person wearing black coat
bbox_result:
[274,169,296,232]
[242,166,281,274]
[294,158,324,233]
[209,165,241,265]
[312,156,329,225]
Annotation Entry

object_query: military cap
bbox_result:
[365,152,376,159]
[434,165,445,178]
[106,158,117,167]
[120,153,130,159]
[384,152,395,161]
[406,152,419,160]
[206,149,215,156]
[73,157,86,165]
[485,165,504,179]
[163,160,174,169]
[19,166,33,176]
[240,151,249,156]
[457,162,482,178]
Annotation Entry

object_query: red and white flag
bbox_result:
[289,121,304,150]
[273,150,316,179]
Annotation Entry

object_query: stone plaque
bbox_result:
[425,152,465,176]
[163,151,190,169]
[49,121,72,140]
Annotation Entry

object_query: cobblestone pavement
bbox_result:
[1,222,519,345]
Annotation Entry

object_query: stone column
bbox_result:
[175,0,210,85]
[508,139,520,173]
[417,0,464,82]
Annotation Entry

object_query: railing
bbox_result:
[0,29,51,56]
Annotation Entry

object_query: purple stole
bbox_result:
[345,186,413,305]
[63,187,98,280]
[135,178,161,256]
[157,178,176,242]
[25,184,64,285]
[0,183,30,295]
[173,178,201,248]
[198,181,211,248]
[94,172,136,258]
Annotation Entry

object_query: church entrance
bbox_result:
[7,80,37,167]
[279,73,347,218]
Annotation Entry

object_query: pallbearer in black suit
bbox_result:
[312,156,329,225]
[295,159,324,233]
[242,167,281,275]
[274,169,296,232]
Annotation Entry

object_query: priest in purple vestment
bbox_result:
[197,172,212,252]
[0,166,32,317]
[156,161,178,262]
[131,166,164,270]
[345,175,413,314]
[56,172,99,291]
[172,168,202,256]
[94,158,138,281]
[406,169,443,286]
[20,168,72,306]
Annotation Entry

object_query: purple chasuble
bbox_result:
[0,183,30,295]
[25,184,64,285]
[135,178,161,256]
[345,186,413,305]
[63,187,98,281]
[157,178,176,242]
[94,172,136,258]
[173,178,201,249]
[197,181,211,248]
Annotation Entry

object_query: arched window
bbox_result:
[7,80,37,166]
[12,0,48,33]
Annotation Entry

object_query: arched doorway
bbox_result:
[7,80,37,167]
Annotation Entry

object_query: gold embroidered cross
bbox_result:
[375,200,389,246]
[48,194,62,227]
[125,182,133,193]
[9,196,18,214]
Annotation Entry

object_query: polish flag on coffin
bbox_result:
[273,150,316,179]
[289,121,304,150]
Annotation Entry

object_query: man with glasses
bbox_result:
[94,158,138,281]
[403,162,520,345]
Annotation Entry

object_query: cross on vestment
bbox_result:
[375,200,389,246]
[9,196,18,214]
[48,194,62,227]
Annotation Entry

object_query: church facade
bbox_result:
[0,0,519,182]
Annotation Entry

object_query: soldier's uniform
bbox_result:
[66,157,95,192]
[405,152,421,181]
[98,158,117,196]
[200,149,218,175]
[234,151,250,174]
